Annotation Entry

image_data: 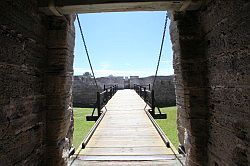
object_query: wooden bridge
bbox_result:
[70,89,184,165]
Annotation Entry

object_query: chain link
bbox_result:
[76,14,99,91]
[152,12,169,89]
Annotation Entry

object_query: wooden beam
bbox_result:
[39,0,190,15]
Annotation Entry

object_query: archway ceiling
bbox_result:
[39,0,202,15]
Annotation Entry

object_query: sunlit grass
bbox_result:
[156,106,178,149]
[72,108,95,149]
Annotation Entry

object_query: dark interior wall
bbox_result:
[0,0,47,165]
[170,10,208,165]
[45,15,75,165]
[0,1,75,165]
[171,0,249,165]
[201,1,249,165]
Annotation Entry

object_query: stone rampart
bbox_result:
[131,75,176,107]
[73,75,176,107]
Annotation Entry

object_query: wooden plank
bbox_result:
[71,89,179,165]
[78,155,175,161]
[80,147,173,155]
[70,160,183,166]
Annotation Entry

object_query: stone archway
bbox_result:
[43,1,250,165]
[1,0,249,166]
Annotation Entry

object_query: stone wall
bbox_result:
[73,75,176,107]
[73,76,101,107]
[1,0,249,165]
[0,1,47,165]
[0,1,75,165]
[170,0,249,165]
[73,76,124,107]
[97,76,125,89]
[45,15,75,165]
[201,1,249,165]
[131,76,176,107]
[170,11,208,165]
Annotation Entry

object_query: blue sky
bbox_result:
[73,11,173,77]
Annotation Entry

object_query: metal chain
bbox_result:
[151,13,185,166]
[76,12,184,165]
[76,14,99,91]
[152,12,169,89]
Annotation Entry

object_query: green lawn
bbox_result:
[72,108,95,149]
[156,106,179,149]
[73,106,178,150]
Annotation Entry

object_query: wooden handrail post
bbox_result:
[109,87,112,98]
[144,87,146,100]
[151,90,155,116]
[105,89,108,100]
[139,86,142,96]
[97,92,101,117]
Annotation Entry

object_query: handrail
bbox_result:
[134,84,155,114]
[87,84,118,121]
[82,108,107,148]
[134,84,166,119]
[98,85,118,115]
[145,109,170,148]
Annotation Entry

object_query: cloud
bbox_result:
[99,61,111,69]
[125,63,132,67]
[73,67,173,77]
[161,60,172,64]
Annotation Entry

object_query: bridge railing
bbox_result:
[87,84,118,121]
[134,84,166,119]
[98,85,118,115]
[134,84,155,114]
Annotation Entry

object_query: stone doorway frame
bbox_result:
[41,1,207,165]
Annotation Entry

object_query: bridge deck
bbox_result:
[70,89,182,165]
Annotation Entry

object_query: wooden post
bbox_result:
[139,86,142,96]
[105,89,108,100]
[104,85,106,91]
[97,92,101,117]
[151,90,155,116]
[149,84,150,90]
[144,87,146,100]
[109,87,112,98]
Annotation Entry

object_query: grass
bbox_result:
[72,108,95,149]
[72,106,178,150]
[156,106,179,149]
